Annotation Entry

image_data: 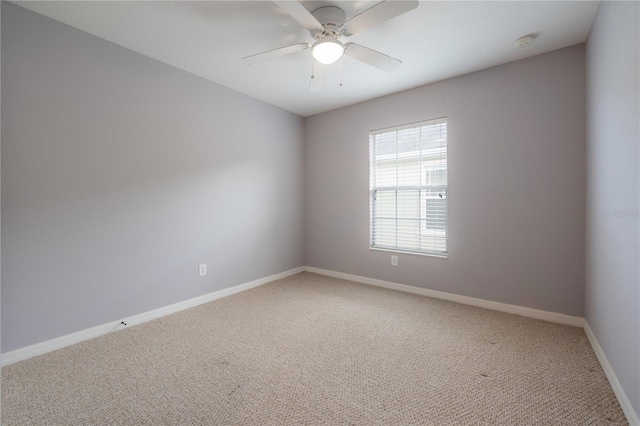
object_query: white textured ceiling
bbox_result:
[14,1,599,117]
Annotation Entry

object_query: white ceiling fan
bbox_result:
[242,1,419,91]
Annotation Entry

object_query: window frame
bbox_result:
[368,117,449,258]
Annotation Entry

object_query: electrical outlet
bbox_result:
[391,255,398,266]
[198,263,207,277]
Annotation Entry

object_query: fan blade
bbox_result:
[344,43,401,73]
[273,1,323,31]
[242,43,310,65]
[342,0,419,36]
[309,61,328,92]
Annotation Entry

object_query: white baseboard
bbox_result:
[304,266,584,327]
[583,321,640,425]
[1,266,305,367]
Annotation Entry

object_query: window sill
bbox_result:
[369,246,448,259]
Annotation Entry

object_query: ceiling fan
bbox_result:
[242,1,419,91]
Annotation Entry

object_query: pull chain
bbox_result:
[339,57,343,87]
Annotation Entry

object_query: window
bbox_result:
[369,118,448,257]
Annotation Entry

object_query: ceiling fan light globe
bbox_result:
[312,39,344,64]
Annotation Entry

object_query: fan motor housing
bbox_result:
[311,6,346,39]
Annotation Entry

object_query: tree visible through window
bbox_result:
[369,118,448,256]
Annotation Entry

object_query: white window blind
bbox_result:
[369,117,448,257]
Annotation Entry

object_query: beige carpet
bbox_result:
[2,272,627,425]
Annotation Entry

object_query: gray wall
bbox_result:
[1,2,3,418]
[1,3,305,353]
[585,1,640,417]
[305,45,586,316]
